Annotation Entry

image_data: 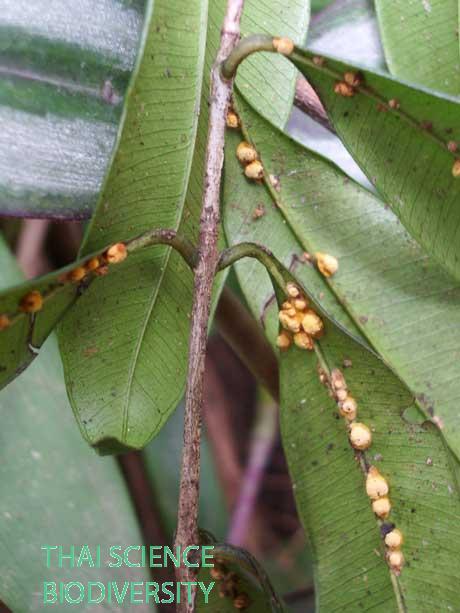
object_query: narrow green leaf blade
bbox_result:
[224,92,460,474]
[375,0,460,95]
[0,245,108,391]
[0,238,153,612]
[280,301,460,611]
[287,47,460,282]
[58,0,206,454]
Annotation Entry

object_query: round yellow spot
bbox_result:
[105,243,127,264]
[236,141,257,164]
[387,549,404,573]
[279,311,300,333]
[365,466,389,500]
[85,257,101,272]
[286,282,300,298]
[244,160,264,180]
[388,98,400,110]
[276,330,292,350]
[334,82,355,97]
[19,290,43,314]
[293,331,314,351]
[301,309,324,338]
[452,159,460,178]
[372,496,391,519]
[226,111,240,129]
[273,37,294,56]
[330,368,347,391]
[385,529,403,549]
[315,252,339,277]
[67,266,86,283]
[349,422,372,450]
[344,71,362,87]
[293,298,308,311]
[339,395,357,420]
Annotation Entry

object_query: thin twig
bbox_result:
[227,394,278,547]
[173,1,245,610]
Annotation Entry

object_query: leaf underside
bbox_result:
[375,0,460,95]
[288,47,460,284]
[0,237,151,612]
[224,90,460,472]
[223,93,460,609]
[57,0,310,454]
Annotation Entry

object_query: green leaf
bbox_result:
[224,92,460,470]
[58,0,206,454]
[286,47,460,283]
[237,0,310,128]
[375,0,460,95]
[280,295,460,611]
[0,0,147,218]
[0,245,108,391]
[0,237,154,612]
[196,543,285,611]
[58,0,311,455]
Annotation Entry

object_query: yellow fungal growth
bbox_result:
[293,298,308,311]
[293,331,314,351]
[339,395,357,421]
[67,266,86,283]
[273,37,294,56]
[0,314,11,330]
[301,309,324,338]
[286,282,300,298]
[276,330,292,351]
[452,159,460,178]
[226,110,240,129]
[336,388,348,402]
[279,310,301,333]
[315,252,339,277]
[233,593,250,610]
[366,466,389,500]
[388,98,400,110]
[349,422,372,450]
[330,368,347,391]
[105,242,127,264]
[372,496,391,519]
[236,141,257,164]
[344,71,362,87]
[85,256,101,272]
[387,549,404,574]
[334,82,355,97]
[447,140,458,153]
[19,290,43,313]
[244,160,264,180]
[385,529,403,549]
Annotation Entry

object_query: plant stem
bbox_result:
[173,1,245,610]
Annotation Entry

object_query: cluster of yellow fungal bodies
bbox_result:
[278,280,404,575]
[210,561,250,609]
[331,65,460,178]
[235,140,264,181]
[0,243,127,329]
